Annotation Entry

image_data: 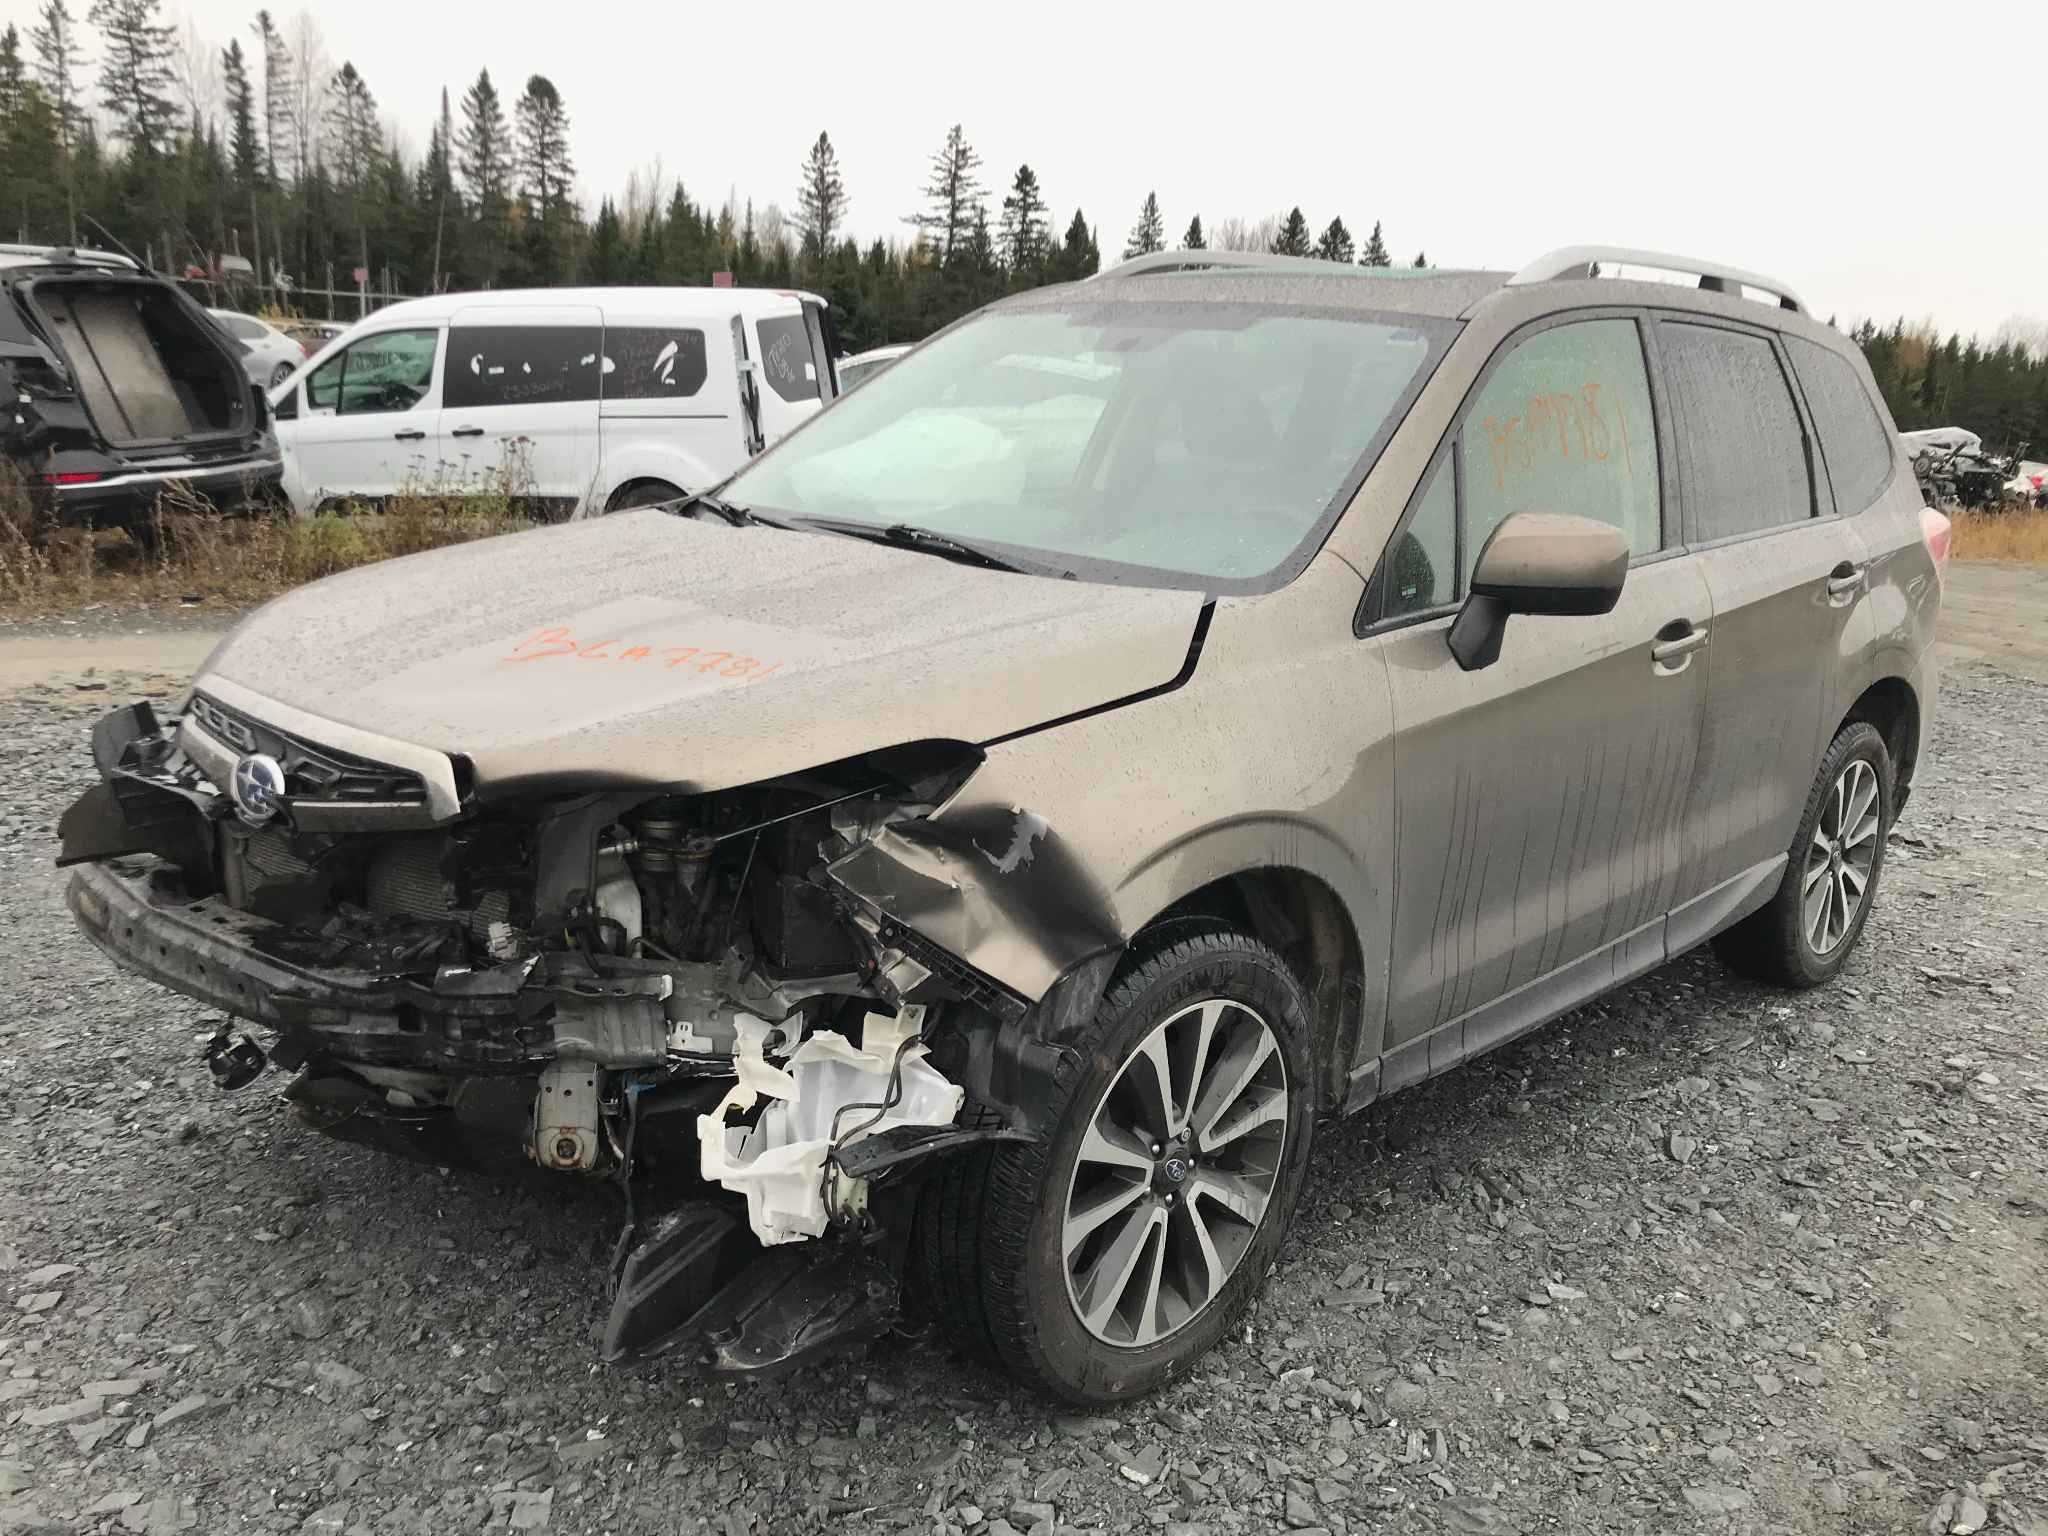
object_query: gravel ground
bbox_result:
[2,657,2044,1536]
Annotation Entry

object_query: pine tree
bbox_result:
[1359,219,1390,266]
[249,10,289,183]
[794,130,846,269]
[1270,206,1311,257]
[586,196,625,283]
[1181,214,1204,250]
[88,0,176,160]
[325,62,377,190]
[1412,250,1427,268]
[1122,191,1164,259]
[997,163,1048,277]
[1054,207,1098,281]
[220,40,258,187]
[456,68,510,206]
[1314,216,1353,263]
[907,123,981,265]
[514,74,574,223]
[0,27,25,127]
[30,0,86,154]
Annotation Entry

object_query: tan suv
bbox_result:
[59,245,1945,1404]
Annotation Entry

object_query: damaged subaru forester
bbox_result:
[59,247,1944,1403]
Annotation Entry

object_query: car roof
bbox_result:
[0,243,141,274]
[356,285,824,327]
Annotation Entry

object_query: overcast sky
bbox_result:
[135,0,2043,342]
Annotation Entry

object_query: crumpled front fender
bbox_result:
[826,803,1125,1006]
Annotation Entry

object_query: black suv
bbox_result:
[1,243,282,529]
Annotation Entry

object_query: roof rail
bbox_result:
[1507,245,1805,315]
[1092,249,1334,280]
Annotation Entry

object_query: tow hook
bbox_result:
[205,1031,267,1090]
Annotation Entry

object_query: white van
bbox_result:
[268,287,839,515]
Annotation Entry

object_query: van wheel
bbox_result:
[1714,721,1892,988]
[605,479,685,513]
[917,921,1316,1403]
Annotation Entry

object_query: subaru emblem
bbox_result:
[230,753,286,825]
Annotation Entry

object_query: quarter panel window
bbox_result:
[1455,317,1661,587]
[1785,335,1893,514]
[756,314,820,403]
[1383,458,1455,619]
[444,326,601,409]
[602,327,709,400]
[305,328,438,416]
[1660,322,1811,541]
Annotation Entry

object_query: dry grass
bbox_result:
[1949,507,2048,564]
[0,462,539,616]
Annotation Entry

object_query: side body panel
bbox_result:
[923,554,1396,1091]
[280,324,446,511]
[592,297,749,506]
[442,305,605,510]
[1375,553,1711,1058]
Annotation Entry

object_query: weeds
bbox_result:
[1948,506,2048,564]
[0,463,538,615]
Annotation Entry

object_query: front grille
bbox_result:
[189,692,427,804]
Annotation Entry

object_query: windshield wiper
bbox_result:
[794,518,1031,575]
[675,491,790,530]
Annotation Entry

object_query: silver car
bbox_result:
[209,308,304,391]
[61,245,1944,1403]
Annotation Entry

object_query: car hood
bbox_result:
[195,510,1205,796]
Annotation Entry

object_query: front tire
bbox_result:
[920,922,1317,1403]
[1714,720,1892,988]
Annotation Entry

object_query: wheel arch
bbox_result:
[1840,674,1920,808]
[1129,863,1369,1113]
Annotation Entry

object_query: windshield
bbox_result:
[724,298,1452,590]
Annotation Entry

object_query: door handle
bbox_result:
[1650,621,1709,674]
[392,428,426,442]
[450,426,486,439]
[1826,561,1866,601]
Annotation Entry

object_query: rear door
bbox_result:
[442,306,603,512]
[1656,316,1874,942]
[751,304,826,445]
[1367,313,1712,1075]
[286,326,443,507]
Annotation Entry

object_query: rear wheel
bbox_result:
[605,479,685,513]
[268,361,295,389]
[1713,720,1891,988]
[917,922,1316,1403]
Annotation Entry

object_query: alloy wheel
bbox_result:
[1061,997,1289,1348]
[1802,757,1880,955]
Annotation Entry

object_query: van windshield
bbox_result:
[723,299,1453,590]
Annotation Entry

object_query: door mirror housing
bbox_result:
[1447,512,1630,672]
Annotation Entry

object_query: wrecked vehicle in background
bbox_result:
[1,243,282,531]
[59,245,1941,1404]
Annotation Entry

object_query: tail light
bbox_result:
[1920,505,1952,578]
[41,471,103,485]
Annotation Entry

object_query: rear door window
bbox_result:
[444,325,602,409]
[1785,335,1894,515]
[304,328,439,416]
[1659,322,1812,542]
[1455,316,1663,584]
[755,313,820,403]
[601,327,709,400]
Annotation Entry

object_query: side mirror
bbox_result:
[1446,512,1629,672]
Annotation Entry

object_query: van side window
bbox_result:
[444,326,601,410]
[602,328,709,400]
[1660,322,1812,541]
[756,314,819,403]
[1455,318,1661,588]
[1383,459,1456,619]
[305,328,438,416]
[1785,335,1894,515]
